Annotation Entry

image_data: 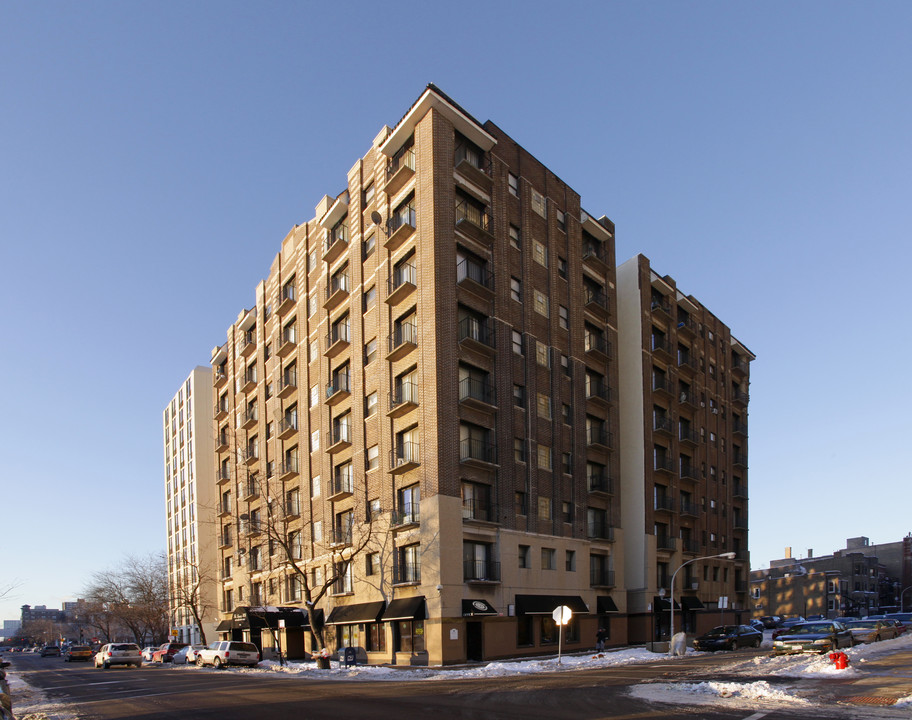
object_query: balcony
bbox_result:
[733,515,749,531]
[650,296,672,319]
[654,496,675,514]
[277,416,298,441]
[322,228,349,265]
[586,426,612,450]
[731,355,750,379]
[588,522,615,542]
[328,474,353,502]
[590,568,615,588]
[654,456,674,475]
[676,314,698,338]
[652,375,673,398]
[733,418,748,437]
[456,258,494,300]
[214,399,229,421]
[384,146,415,197]
[679,463,699,483]
[217,466,232,485]
[678,388,698,410]
[460,437,496,466]
[389,443,420,473]
[733,482,748,499]
[656,535,677,552]
[677,354,697,376]
[241,406,258,430]
[582,241,608,273]
[244,448,259,467]
[385,207,416,253]
[325,323,351,359]
[329,528,353,548]
[586,381,611,406]
[239,371,257,394]
[325,373,351,406]
[454,144,493,193]
[388,324,418,362]
[277,284,296,316]
[679,426,699,447]
[239,329,257,358]
[681,538,701,554]
[324,274,350,311]
[653,416,674,437]
[584,333,611,361]
[279,457,299,481]
[732,389,750,407]
[219,533,233,550]
[276,327,297,358]
[454,199,494,247]
[388,381,419,418]
[458,376,495,409]
[584,285,610,318]
[215,431,230,453]
[387,263,417,306]
[680,500,700,518]
[464,560,500,584]
[650,336,673,362]
[462,498,496,523]
[214,368,228,389]
[277,370,297,399]
[391,504,420,528]
[458,316,495,354]
[328,424,352,453]
[587,473,614,496]
[393,562,421,586]
[733,452,748,469]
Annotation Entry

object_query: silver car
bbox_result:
[94,643,142,669]
[195,641,259,668]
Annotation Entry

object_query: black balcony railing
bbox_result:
[462,498,495,522]
[331,424,352,446]
[587,426,609,447]
[387,206,416,236]
[391,503,420,526]
[585,285,609,310]
[460,437,495,464]
[587,473,613,494]
[459,376,495,405]
[387,146,415,178]
[390,442,420,468]
[455,199,491,232]
[331,473,353,497]
[390,381,419,410]
[394,562,421,585]
[457,316,495,347]
[389,263,417,295]
[389,323,418,353]
[585,332,609,356]
[326,373,351,399]
[590,568,615,587]
[327,323,351,347]
[588,521,614,541]
[654,496,675,512]
[464,560,500,582]
[456,258,494,290]
[582,241,606,264]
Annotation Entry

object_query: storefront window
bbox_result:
[517,616,534,647]
[396,620,425,652]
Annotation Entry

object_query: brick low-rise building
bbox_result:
[206,85,753,664]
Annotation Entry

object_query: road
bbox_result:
[4,651,853,720]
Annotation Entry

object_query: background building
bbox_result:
[208,85,752,664]
[163,367,218,644]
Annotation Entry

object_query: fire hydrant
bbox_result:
[829,651,849,669]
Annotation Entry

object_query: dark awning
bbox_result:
[230,606,311,630]
[515,595,589,615]
[215,619,242,632]
[462,599,498,616]
[680,596,705,610]
[596,596,619,613]
[653,597,681,611]
[325,601,386,625]
[382,596,426,621]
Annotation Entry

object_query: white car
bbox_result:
[94,643,142,669]
[172,645,206,665]
[141,646,157,662]
[195,641,259,668]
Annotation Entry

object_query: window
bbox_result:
[510,277,521,302]
[398,484,420,524]
[363,285,377,311]
[533,240,548,267]
[310,429,319,452]
[513,384,526,409]
[518,544,530,568]
[563,403,572,425]
[556,209,566,231]
[461,481,492,521]
[536,393,551,420]
[311,475,321,498]
[562,453,572,475]
[308,293,318,317]
[308,250,317,274]
[310,384,318,408]
[363,181,374,207]
[538,496,552,520]
[558,256,567,279]
[536,341,550,367]
[366,552,379,576]
[365,391,378,417]
[531,188,547,218]
[364,338,377,365]
[533,289,549,317]
[559,305,569,329]
[363,232,376,259]
[537,444,552,471]
[515,490,527,515]
[565,550,576,571]
[368,498,381,520]
[509,224,521,249]
[512,330,523,355]
[397,543,421,584]
[508,173,519,197]
[514,438,526,463]
[366,444,379,471]
[541,547,555,570]
[310,338,319,363]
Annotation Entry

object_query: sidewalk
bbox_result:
[805,648,912,709]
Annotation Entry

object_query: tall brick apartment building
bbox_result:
[206,85,753,664]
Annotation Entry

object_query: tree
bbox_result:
[170,544,218,646]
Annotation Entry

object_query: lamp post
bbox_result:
[901,586,912,612]
[669,551,736,654]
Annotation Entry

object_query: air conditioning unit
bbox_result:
[711,408,718,415]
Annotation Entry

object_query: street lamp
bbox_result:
[901,586,912,612]
[669,551,736,654]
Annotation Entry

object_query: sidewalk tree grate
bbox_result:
[845,695,898,706]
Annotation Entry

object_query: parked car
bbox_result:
[151,643,188,663]
[141,646,158,662]
[844,618,898,644]
[195,641,259,668]
[772,621,854,655]
[749,619,765,632]
[772,617,807,639]
[172,645,206,665]
[94,643,142,669]
[39,646,61,657]
[64,645,93,662]
[806,614,825,621]
[759,615,782,629]
[693,625,763,651]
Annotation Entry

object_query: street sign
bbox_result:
[552,605,573,626]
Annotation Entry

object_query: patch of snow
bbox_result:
[631,680,811,707]
[5,670,82,720]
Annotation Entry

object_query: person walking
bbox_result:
[595,627,607,652]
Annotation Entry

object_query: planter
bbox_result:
[316,657,331,669]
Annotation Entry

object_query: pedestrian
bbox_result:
[595,627,607,652]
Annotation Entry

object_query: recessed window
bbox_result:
[510,277,521,302]
[514,438,526,463]
[556,209,566,232]
[509,224,521,249]
[363,285,377,311]
[518,544,530,568]
[363,181,374,207]
[366,444,379,471]
[365,391,378,417]
[533,290,549,317]
[536,393,551,420]
[536,341,550,367]
[531,188,547,218]
[513,384,526,409]
[537,445,552,471]
[541,547,555,570]
[512,330,523,356]
[533,240,548,267]
[364,338,377,365]
[559,305,569,330]
[508,173,519,197]
[363,232,376,260]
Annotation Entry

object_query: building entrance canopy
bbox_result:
[462,599,498,616]
[515,595,589,615]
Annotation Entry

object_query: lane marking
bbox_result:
[743,713,768,719]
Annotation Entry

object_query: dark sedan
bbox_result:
[693,625,763,651]
[772,621,854,655]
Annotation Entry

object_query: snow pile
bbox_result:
[4,671,80,720]
[631,680,810,707]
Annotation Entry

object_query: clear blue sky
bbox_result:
[2,1,910,623]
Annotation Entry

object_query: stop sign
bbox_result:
[552,605,573,625]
